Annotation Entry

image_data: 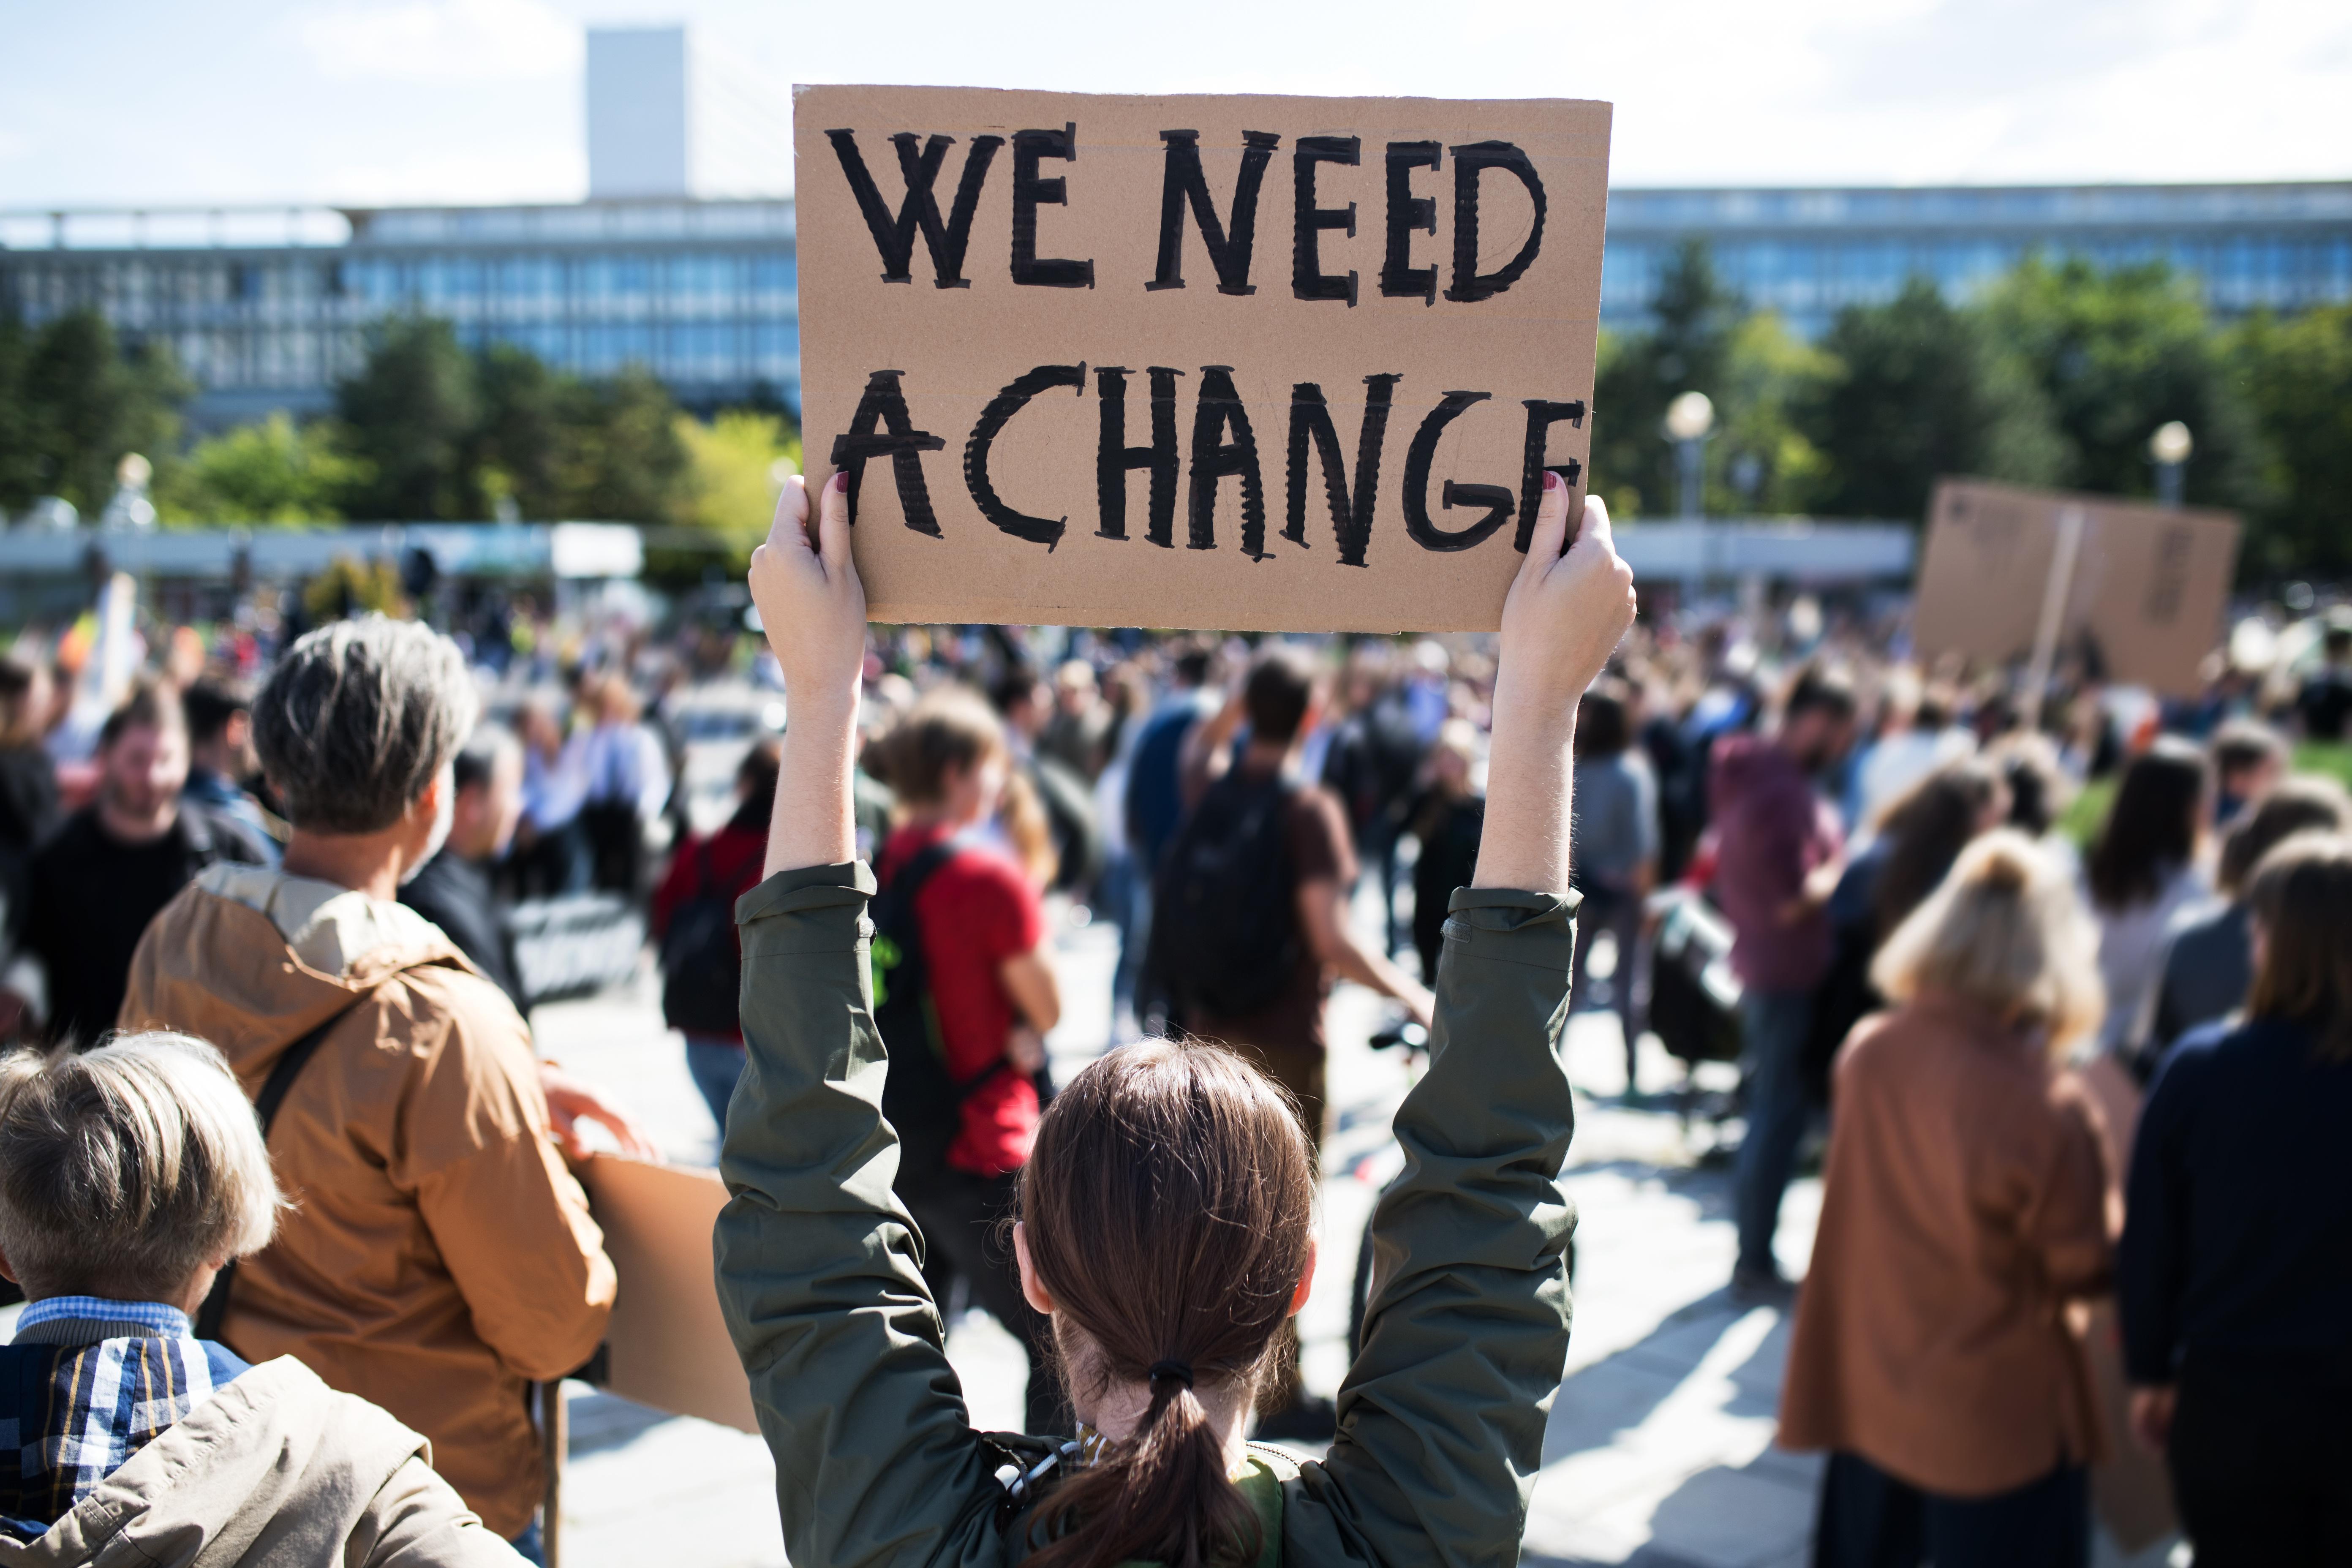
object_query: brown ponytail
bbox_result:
[1018,1040,1315,1568]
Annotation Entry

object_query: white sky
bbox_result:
[1,0,2346,209]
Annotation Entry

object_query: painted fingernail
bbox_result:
[1544,471,1563,492]
[830,471,849,493]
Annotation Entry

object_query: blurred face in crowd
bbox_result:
[1782,706,1857,775]
[943,750,1010,828]
[2220,751,2284,812]
[99,721,189,834]
[452,748,526,862]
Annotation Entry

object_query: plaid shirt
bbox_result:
[1,1297,248,1538]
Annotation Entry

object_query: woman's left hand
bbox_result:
[749,471,866,716]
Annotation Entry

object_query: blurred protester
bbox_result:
[181,678,280,864]
[577,674,670,897]
[1992,733,2076,844]
[399,724,529,1012]
[2143,776,2351,1063]
[1782,831,2110,1568]
[1122,640,1219,879]
[653,739,782,1130]
[511,698,590,898]
[1088,662,1152,1040]
[117,617,645,1557]
[1038,659,1110,780]
[1408,719,1486,988]
[0,1032,522,1564]
[1847,672,1971,831]
[1710,667,1857,1295]
[14,684,271,1047]
[868,687,1064,1437]
[2206,718,2287,828]
[1160,647,1432,1440]
[2121,832,2352,1565]
[2292,618,2352,741]
[1808,758,2010,1106]
[1569,680,1658,1088]
[0,659,59,965]
[2082,740,2211,1064]
[990,664,1100,898]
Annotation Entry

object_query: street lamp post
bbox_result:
[2150,420,2193,509]
[1664,391,1715,520]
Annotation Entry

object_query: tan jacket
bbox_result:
[1778,993,2113,1497]
[120,865,615,1538]
[0,1356,521,1567]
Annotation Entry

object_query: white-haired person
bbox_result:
[1779,830,2113,1568]
[0,1032,520,1564]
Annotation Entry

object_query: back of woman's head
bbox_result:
[870,686,1006,808]
[1018,1038,1315,1568]
[2217,776,2351,896]
[1873,828,2104,1054]
[2244,831,2352,1062]
[1870,757,2007,939]
[1573,678,1631,759]
[2086,738,2208,910]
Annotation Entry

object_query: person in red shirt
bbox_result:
[652,740,781,1128]
[871,686,1065,1434]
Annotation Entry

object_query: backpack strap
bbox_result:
[194,994,373,1342]
[882,838,961,903]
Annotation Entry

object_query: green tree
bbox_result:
[1590,241,1743,518]
[1804,279,2066,521]
[335,317,481,519]
[1711,312,1835,515]
[5,309,188,514]
[470,343,568,519]
[553,367,690,524]
[1981,255,2268,512]
[676,410,800,552]
[2230,304,2352,580]
[155,411,359,525]
[0,310,36,513]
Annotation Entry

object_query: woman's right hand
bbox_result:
[1494,479,1636,720]
[749,471,866,716]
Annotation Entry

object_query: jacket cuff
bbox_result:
[735,862,876,931]
[1443,885,1580,969]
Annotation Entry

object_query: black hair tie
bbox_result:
[1147,1360,1195,1392]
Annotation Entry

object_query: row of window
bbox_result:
[139,320,803,391]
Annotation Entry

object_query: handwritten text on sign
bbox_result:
[794,87,1613,631]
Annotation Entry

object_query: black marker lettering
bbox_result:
[1516,399,1587,551]
[1010,124,1094,289]
[830,369,948,536]
[1444,141,1546,304]
[1291,136,1360,305]
[1187,366,1266,553]
[964,363,1086,550]
[1402,391,1513,552]
[825,130,1003,289]
[1285,374,1400,566]
[1380,142,1441,304]
[1148,130,1280,296]
[1094,366,1184,545]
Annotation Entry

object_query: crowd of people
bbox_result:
[0,480,2346,1565]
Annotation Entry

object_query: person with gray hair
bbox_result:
[0,1031,521,1563]
[116,615,650,1560]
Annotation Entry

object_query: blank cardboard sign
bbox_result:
[580,1155,756,1433]
[1914,478,2240,697]
[793,85,1613,631]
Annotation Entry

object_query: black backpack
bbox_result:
[872,841,1010,1187]
[660,840,742,1037]
[1149,770,1303,1023]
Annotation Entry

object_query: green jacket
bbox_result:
[715,864,1579,1568]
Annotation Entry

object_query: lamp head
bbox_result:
[1664,391,1715,443]
[2149,421,2193,466]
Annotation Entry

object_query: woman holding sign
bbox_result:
[715,467,1633,1568]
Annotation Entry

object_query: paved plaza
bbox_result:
[411,888,2178,1568]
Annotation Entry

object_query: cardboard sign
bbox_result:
[580,1154,757,1433]
[793,85,1613,631]
[1913,478,2241,696]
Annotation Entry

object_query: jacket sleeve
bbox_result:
[2118,1045,2201,1384]
[713,863,1010,1568]
[1293,886,1579,1568]
[355,1454,531,1568]
[400,975,616,1382]
[2023,1073,2114,1300]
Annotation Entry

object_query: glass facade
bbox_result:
[3,182,2347,423]
[1599,182,2352,338]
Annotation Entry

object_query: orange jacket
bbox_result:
[1778,992,2113,1497]
[120,864,614,1539]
